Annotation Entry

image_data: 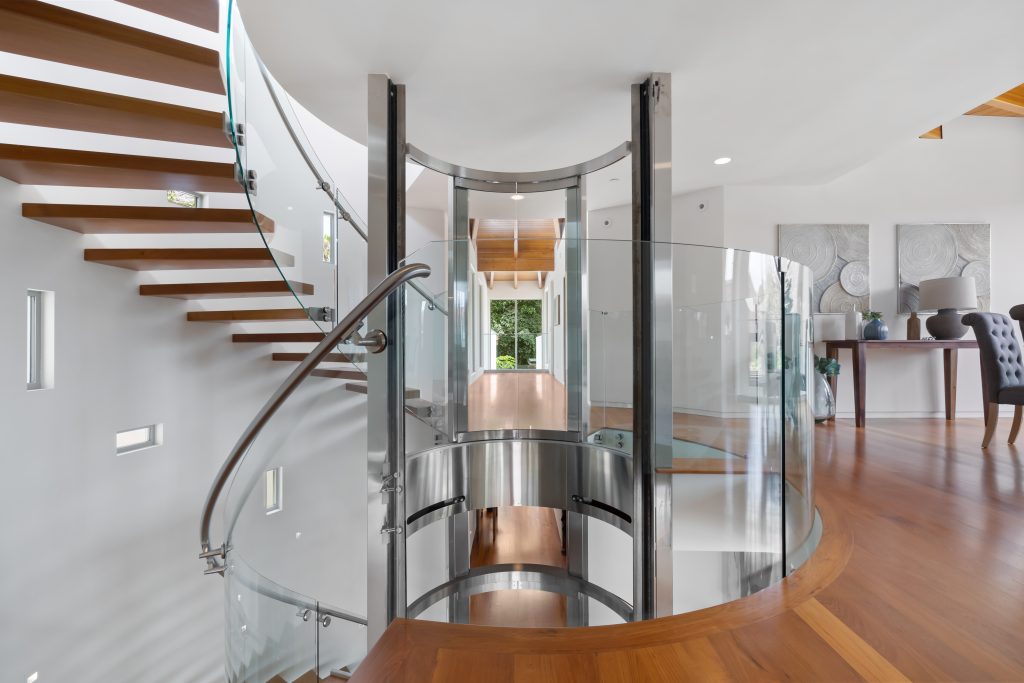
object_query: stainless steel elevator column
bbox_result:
[366,73,407,641]
[632,72,674,620]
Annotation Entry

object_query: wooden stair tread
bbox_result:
[116,0,219,32]
[273,352,363,364]
[187,308,310,322]
[344,382,420,400]
[0,144,240,193]
[23,204,269,234]
[84,247,292,270]
[0,1,223,94]
[311,368,367,381]
[140,280,312,299]
[233,332,327,343]
[0,75,229,147]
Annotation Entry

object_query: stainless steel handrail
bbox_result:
[199,263,432,574]
[254,56,447,316]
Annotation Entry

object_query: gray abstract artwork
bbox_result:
[778,224,869,313]
[897,223,990,313]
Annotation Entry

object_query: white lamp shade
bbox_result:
[918,276,977,311]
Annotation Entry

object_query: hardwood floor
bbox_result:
[469,507,568,628]
[468,371,567,431]
[354,418,1024,682]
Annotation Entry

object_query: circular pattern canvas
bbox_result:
[820,282,867,313]
[962,260,990,299]
[898,225,959,285]
[830,225,868,262]
[952,225,989,262]
[839,261,870,297]
[779,228,837,282]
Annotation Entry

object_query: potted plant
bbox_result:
[813,355,840,422]
[862,311,889,340]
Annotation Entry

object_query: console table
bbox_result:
[823,339,979,428]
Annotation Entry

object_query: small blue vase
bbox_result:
[863,318,889,340]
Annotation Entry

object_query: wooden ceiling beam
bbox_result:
[966,83,1024,117]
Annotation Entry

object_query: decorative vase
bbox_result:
[813,372,836,423]
[907,311,921,340]
[863,318,889,340]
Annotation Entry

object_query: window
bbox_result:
[265,467,283,514]
[116,424,162,456]
[26,289,53,390]
[167,190,201,208]
[26,290,42,389]
[322,211,335,263]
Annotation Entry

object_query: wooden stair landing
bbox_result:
[187,308,309,322]
[140,281,312,299]
[0,1,223,94]
[117,0,220,32]
[0,144,240,193]
[0,75,229,147]
[272,352,363,364]
[23,204,269,234]
[312,368,367,381]
[233,332,327,343]
[85,248,291,270]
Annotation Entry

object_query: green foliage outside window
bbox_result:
[495,355,516,369]
[491,299,542,368]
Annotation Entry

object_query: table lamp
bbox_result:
[918,276,978,339]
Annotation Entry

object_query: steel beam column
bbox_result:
[631,73,674,620]
[564,179,589,439]
[447,182,470,438]
[367,73,407,642]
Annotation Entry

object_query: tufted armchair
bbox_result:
[1011,305,1024,337]
[962,313,1024,447]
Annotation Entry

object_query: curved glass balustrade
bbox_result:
[225,0,369,332]
[397,237,817,625]
[210,4,818,674]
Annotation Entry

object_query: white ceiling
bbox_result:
[238,0,1024,209]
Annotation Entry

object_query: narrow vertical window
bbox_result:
[26,290,42,389]
[26,289,53,390]
[265,467,283,514]
[322,211,336,263]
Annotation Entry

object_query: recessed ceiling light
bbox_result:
[714,157,732,165]
[609,177,620,182]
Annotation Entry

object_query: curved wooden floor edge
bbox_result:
[352,419,1024,682]
[351,496,852,682]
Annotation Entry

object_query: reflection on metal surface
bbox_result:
[406,141,631,187]
[405,440,633,534]
[456,429,582,444]
[406,562,633,624]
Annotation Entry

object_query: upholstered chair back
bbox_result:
[962,312,1024,403]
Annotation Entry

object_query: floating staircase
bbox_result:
[0,0,349,400]
[0,144,240,192]
[0,1,224,93]
[0,75,231,147]
[23,204,269,234]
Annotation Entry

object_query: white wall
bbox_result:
[588,115,1024,419]
[0,177,275,683]
[725,115,1024,417]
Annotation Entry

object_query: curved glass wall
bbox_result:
[213,3,817,675]
[397,238,817,625]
